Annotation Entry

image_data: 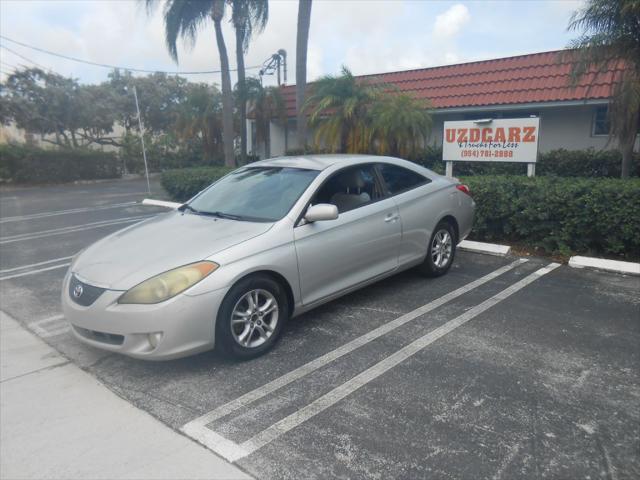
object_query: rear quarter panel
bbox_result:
[394,178,464,267]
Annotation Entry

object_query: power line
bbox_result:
[0,34,262,75]
[0,44,50,71]
[0,60,19,70]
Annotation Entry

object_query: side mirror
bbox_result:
[305,203,338,223]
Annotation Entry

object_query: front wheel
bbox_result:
[418,221,456,277]
[215,274,288,359]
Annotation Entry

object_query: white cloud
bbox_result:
[0,0,577,86]
[433,4,470,38]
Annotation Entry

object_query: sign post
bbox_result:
[442,117,541,178]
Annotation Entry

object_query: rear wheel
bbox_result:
[215,274,288,359]
[418,221,456,277]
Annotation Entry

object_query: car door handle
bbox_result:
[384,213,399,223]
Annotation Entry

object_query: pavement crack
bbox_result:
[0,360,70,383]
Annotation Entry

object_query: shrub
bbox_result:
[0,144,121,184]
[161,166,233,202]
[464,176,640,258]
[413,147,639,178]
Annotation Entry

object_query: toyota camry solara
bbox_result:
[62,155,475,360]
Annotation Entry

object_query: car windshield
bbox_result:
[187,166,319,222]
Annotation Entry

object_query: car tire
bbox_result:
[215,274,289,360]
[418,220,457,277]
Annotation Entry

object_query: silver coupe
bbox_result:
[62,155,475,360]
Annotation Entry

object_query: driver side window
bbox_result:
[313,164,383,213]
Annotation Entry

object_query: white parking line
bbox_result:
[0,255,75,274]
[237,263,560,459]
[28,314,69,338]
[0,263,71,281]
[0,201,138,223]
[181,258,529,459]
[0,215,153,244]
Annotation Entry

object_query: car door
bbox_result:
[294,164,401,306]
[376,162,437,265]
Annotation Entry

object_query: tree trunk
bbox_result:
[265,120,271,158]
[235,26,247,165]
[619,107,639,179]
[296,0,312,151]
[212,2,236,168]
[621,140,634,178]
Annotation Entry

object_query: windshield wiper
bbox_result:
[178,204,200,214]
[180,205,248,221]
[207,211,245,221]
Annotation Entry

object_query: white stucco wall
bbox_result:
[258,103,639,160]
[426,104,615,152]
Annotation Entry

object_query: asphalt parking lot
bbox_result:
[1,178,638,480]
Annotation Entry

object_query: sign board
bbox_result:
[442,117,540,163]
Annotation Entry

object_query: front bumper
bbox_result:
[61,271,229,360]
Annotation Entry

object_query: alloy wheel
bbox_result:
[230,289,279,348]
[431,229,453,268]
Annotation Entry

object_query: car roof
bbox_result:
[248,154,401,171]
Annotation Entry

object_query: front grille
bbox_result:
[73,326,124,345]
[69,275,105,307]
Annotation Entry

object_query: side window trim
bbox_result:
[376,162,431,197]
[295,163,388,226]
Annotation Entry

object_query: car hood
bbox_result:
[73,211,273,290]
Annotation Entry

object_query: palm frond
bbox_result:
[162,0,213,62]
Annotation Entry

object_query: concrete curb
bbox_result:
[568,256,640,276]
[142,198,181,209]
[459,240,511,256]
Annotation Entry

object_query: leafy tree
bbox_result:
[296,0,312,150]
[244,77,284,157]
[2,68,120,148]
[567,0,640,178]
[371,93,431,158]
[232,0,269,164]
[305,66,381,153]
[148,0,236,167]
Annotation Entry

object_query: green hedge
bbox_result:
[413,147,640,178]
[0,144,121,183]
[161,166,640,258]
[160,166,233,202]
[464,176,640,258]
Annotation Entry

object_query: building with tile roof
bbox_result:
[248,49,635,158]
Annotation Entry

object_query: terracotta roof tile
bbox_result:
[278,49,625,117]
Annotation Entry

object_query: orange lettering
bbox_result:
[523,126,536,142]
[508,127,521,142]
[494,127,506,143]
[445,129,455,143]
[457,128,468,143]
[481,128,493,142]
[469,128,480,142]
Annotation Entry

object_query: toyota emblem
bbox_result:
[73,284,84,298]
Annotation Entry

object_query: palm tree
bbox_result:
[295,0,312,151]
[146,0,235,167]
[174,83,224,162]
[244,77,285,158]
[232,0,269,165]
[566,0,640,178]
[371,93,432,158]
[305,66,380,153]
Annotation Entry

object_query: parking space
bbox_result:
[1,178,638,479]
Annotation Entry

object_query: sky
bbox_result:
[0,0,585,87]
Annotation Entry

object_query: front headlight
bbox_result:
[118,261,219,304]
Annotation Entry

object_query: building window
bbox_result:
[501,111,539,119]
[463,112,497,120]
[463,111,538,121]
[592,106,610,136]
